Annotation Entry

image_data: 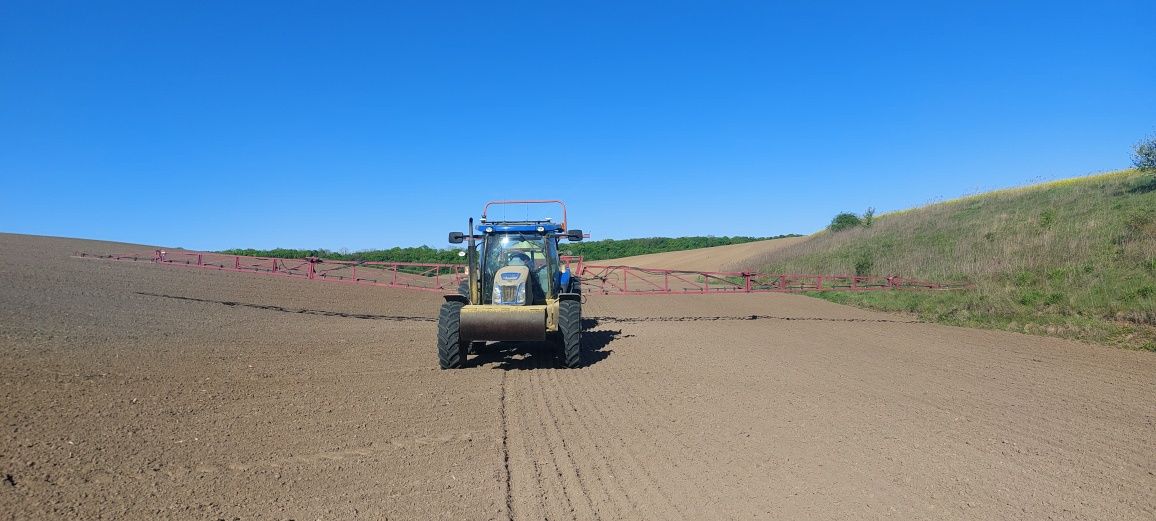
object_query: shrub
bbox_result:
[829,212,863,232]
[854,254,874,276]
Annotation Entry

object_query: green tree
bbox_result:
[1133,134,1156,172]
[829,212,862,232]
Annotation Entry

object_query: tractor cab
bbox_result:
[479,223,563,305]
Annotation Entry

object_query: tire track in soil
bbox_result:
[531,370,596,519]
[577,303,784,517]
[507,371,572,520]
[575,336,752,519]
[532,371,601,520]
[564,362,688,519]
[507,368,634,521]
[542,368,649,519]
[500,323,692,519]
[561,322,737,517]
[135,292,436,321]
[498,371,514,521]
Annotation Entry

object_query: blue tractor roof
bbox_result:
[477,222,564,234]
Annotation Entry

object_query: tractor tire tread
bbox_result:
[437,301,466,369]
[560,299,582,368]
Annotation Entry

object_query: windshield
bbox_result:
[482,233,558,303]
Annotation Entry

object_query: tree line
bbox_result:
[220,235,801,264]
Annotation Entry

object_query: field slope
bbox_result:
[2,232,1155,519]
[740,169,1156,350]
[591,235,807,272]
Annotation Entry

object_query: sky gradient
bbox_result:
[2,1,1154,250]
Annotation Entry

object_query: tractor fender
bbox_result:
[443,294,469,304]
[558,293,581,302]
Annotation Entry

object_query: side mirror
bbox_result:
[448,232,465,244]
[566,229,583,241]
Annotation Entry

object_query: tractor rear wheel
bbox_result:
[559,299,582,368]
[438,302,467,369]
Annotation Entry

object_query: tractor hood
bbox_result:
[492,265,531,305]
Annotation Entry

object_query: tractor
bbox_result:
[440,200,585,369]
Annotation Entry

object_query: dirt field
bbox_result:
[2,232,1154,520]
[591,236,807,272]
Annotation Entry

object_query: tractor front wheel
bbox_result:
[438,302,467,369]
[559,300,582,368]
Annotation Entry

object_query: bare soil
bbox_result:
[2,233,1153,519]
[589,236,808,272]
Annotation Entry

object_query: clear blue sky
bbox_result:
[2,1,1153,251]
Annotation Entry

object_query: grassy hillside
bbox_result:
[746,170,1156,351]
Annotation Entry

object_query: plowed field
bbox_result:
[590,236,807,272]
[2,233,1153,519]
